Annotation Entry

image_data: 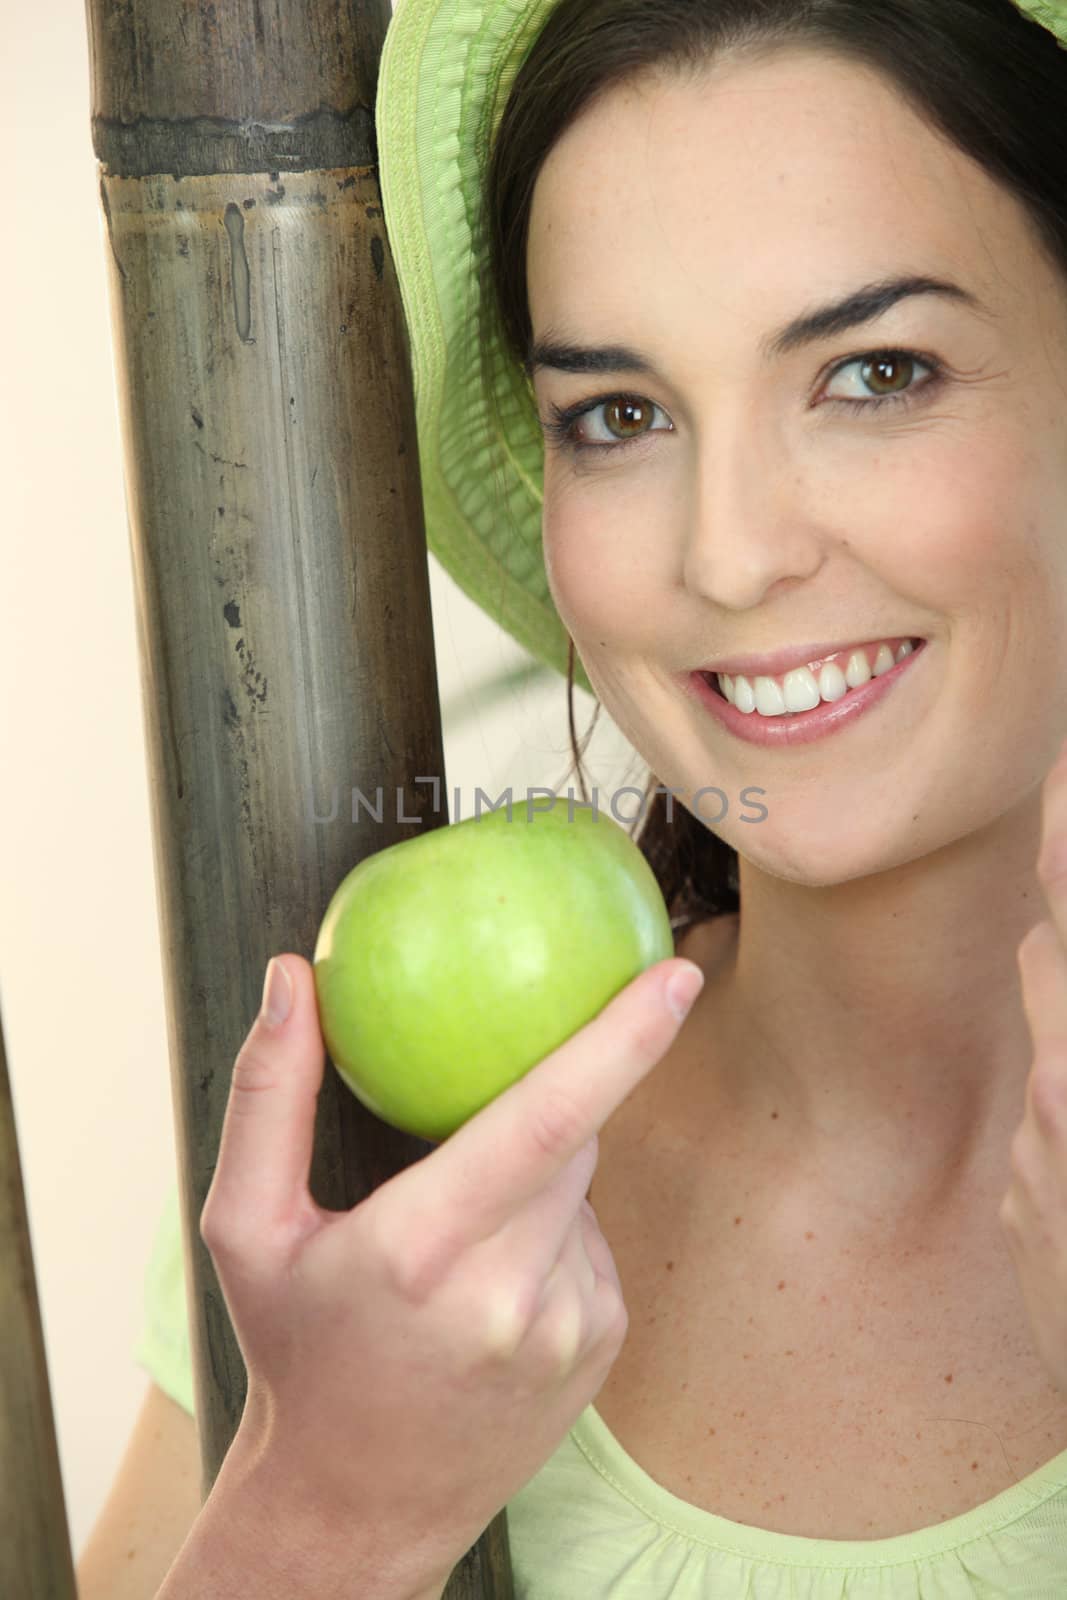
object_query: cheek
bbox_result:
[893,440,1067,614]
[877,440,1067,729]
[543,483,671,645]
[846,423,1065,619]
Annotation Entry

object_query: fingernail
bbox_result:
[665,962,704,1023]
[261,957,293,1026]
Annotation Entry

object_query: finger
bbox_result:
[490,1133,600,1286]
[201,954,325,1250]
[476,1152,601,1365]
[493,1149,622,1306]
[528,1220,606,1381]
[1017,919,1067,1061]
[500,1200,625,1381]
[1037,744,1067,949]
[430,957,704,1251]
[577,1196,623,1296]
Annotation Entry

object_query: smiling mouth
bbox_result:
[701,637,926,703]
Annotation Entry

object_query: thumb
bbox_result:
[201,954,326,1249]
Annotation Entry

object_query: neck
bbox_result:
[682,796,1043,1222]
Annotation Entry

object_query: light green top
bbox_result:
[138,1182,1067,1595]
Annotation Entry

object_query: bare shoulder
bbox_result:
[76,1381,201,1600]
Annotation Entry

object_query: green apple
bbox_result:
[312,795,674,1141]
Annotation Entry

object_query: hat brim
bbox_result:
[376,0,593,698]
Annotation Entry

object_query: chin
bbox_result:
[730,828,930,891]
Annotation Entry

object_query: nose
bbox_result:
[681,425,829,611]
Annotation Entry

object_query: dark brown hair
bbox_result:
[479,0,1067,941]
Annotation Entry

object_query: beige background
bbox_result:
[0,0,641,1561]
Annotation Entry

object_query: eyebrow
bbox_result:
[524,273,986,378]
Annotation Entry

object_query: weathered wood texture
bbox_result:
[80,1,515,1593]
[0,1008,78,1599]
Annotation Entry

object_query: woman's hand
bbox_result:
[197,949,704,1596]
[1001,739,1067,1396]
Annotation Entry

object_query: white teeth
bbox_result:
[818,660,850,701]
[754,675,787,715]
[732,674,756,713]
[720,639,915,715]
[844,651,872,691]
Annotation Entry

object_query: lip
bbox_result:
[680,638,928,747]
[697,635,922,679]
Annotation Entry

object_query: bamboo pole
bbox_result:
[81,0,514,1593]
[0,1003,78,1599]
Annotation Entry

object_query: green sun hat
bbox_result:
[374,0,1066,701]
[376,0,582,690]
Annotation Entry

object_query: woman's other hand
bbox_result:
[1001,737,1067,1395]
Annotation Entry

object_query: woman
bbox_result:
[77,1,1067,1596]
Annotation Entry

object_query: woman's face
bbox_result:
[525,49,1067,885]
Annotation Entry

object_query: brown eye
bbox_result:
[602,398,655,440]
[543,393,673,454]
[861,353,916,396]
[823,348,941,412]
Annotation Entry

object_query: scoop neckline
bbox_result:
[574,1403,1067,1567]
